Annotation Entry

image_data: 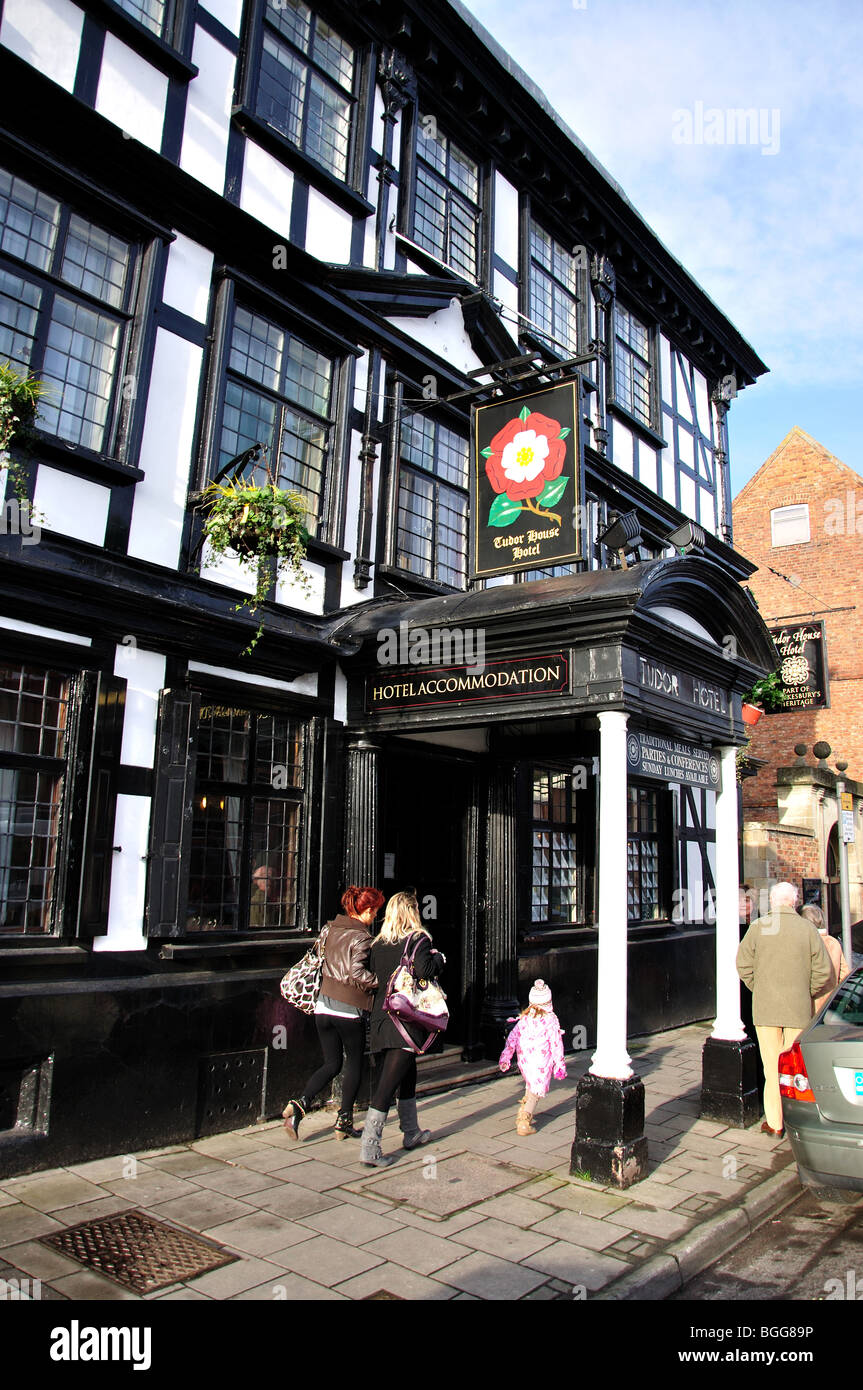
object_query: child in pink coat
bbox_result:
[499,980,567,1135]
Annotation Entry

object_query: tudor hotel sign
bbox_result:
[471,381,582,579]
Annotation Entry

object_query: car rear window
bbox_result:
[821,969,863,1026]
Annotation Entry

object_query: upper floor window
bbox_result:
[0,167,135,454]
[527,221,581,358]
[255,0,355,181]
[413,120,480,281]
[397,412,469,588]
[613,302,654,429]
[771,504,810,547]
[116,0,173,38]
[217,303,335,538]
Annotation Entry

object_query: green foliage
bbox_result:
[197,473,312,655]
[0,361,44,509]
[743,669,784,710]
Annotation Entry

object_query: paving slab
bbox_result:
[146,1190,259,1231]
[454,1216,555,1261]
[202,1211,318,1257]
[332,1262,456,1300]
[529,1208,625,1252]
[0,1173,109,1213]
[352,1151,536,1218]
[434,1249,548,1300]
[361,1226,473,1275]
[264,1233,384,1286]
[0,1204,65,1247]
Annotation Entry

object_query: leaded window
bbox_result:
[613,303,653,428]
[187,704,305,932]
[627,784,668,922]
[0,663,70,934]
[0,167,134,453]
[531,770,578,925]
[255,0,355,181]
[218,303,334,536]
[397,412,468,587]
[528,221,580,358]
[116,0,173,38]
[413,120,480,280]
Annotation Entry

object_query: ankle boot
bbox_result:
[360,1108,394,1167]
[283,1095,310,1141]
[516,1099,536,1137]
[397,1098,431,1149]
[333,1109,362,1140]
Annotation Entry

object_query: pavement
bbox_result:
[0,1022,805,1302]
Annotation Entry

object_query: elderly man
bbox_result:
[736,881,832,1137]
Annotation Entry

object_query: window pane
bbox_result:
[414,164,448,262]
[0,769,63,933]
[254,714,303,787]
[257,34,306,147]
[277,409,326,535]
[196,705,252,782]
[266,0,312,53]
[0,268,42,372]
[0,169,60,271]
[305,74,351,179]
[436,486,467,587]
[117,0,168,37]
[220,381,279,472]
[397,469,434,575]
[230,307,284,392]
[62,216,130,309]
[284,336,331,416]
[39,296,120,450]
[0,664,69,759]
[188,794,243,930]
[251,798,299,928]
[313,17,354,89]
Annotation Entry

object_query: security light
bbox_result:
[666,521,705,554]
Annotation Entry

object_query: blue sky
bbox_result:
[461,0,863,496]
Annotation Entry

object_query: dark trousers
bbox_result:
[371,1049,417,1112]
[303,1015,365,1112]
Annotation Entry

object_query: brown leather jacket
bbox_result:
[320,914,378,1010]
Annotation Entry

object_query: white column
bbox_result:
[711,744,746,1040]
[591,711,633,1080]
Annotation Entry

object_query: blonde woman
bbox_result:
[359,890,445,1166]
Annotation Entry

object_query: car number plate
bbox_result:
[856,1071,863,1097]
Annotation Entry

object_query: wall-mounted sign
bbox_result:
[471,381,581,579]
[365,653,570,713]
[768,621,829,711]
[634,655,730,715]
[627,730,720,789]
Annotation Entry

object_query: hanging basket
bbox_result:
[742,702,763,726]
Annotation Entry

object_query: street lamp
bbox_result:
[834,757,854,963]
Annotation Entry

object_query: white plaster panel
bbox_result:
[660,334,673,406]
[694,368,711,438]
[387,300,485,376]
[661,446,676,504]
[372,84,386,156]
[96,34,168,151]
[494,268,519,318]
[677,423,694,468]
[113,646,166,768]
[612,418,633,476]
[699,484,717,534]
[180,26,235,194]
[493,172,519,268]
[353,352,369,414]
[338,429,369,608]
[0,0,82,92]
[675,356,692,422]
[638,445,657,496]
[306,188,353,265]
[0,615,91,645]
[363,171,378,268]
[679,470,696,521]
[404,252,430,276]
[275,560,325,614]
[240,141,294,239]
[383,187,398,271]
[33,466,109,546]
[200,540,257,595]
[127,329,203,568]
[199,0,243,35]
[189,661,318,696]
[687,840,705,920]
[94,794,149,952]
[162,234,214,323]
[333,663,347,723]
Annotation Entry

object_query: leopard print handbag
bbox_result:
[279,925,330,1015]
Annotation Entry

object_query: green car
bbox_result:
[779,966,863,1193]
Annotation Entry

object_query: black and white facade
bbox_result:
[0,0,774,1176]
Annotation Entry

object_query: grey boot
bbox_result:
[360,1108,393,1167]
[398,1098,431,1149]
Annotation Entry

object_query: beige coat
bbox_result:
[736,910,833,1027]
[813,932,852,1015]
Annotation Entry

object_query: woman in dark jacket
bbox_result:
[360,890,445,1166]
[284,884,384,1141]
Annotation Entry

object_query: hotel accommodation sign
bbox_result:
[471,381,582,578]
[768,621,829,710]
[366,653,570,713]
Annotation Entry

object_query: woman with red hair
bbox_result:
[283,884,384,1141]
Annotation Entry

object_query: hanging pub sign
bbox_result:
[471,380,582,579]
[768,621,829,711]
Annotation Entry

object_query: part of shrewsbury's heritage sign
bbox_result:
[471,380,581,578]
[627,730,720,788]
[768,621,829,711]
[366,653,570,713]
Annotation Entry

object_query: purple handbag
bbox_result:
[383,933,449,1054]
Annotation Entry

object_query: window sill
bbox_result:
[75,0,199,81]
[0,945,90,961]
[306,537,350,564]
[158,936,311,959]
[394,233,480,289]
[376,564,463,597]
[608,401,667,453]
[231,110,374,221]
[34,435,144,486]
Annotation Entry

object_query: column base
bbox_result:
[571,1073,648,1189]
[479,997,521,1062]
[700,1036,760,1127]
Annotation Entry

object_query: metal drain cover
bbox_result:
[41,1210,238,1294]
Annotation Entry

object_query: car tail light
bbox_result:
[778,1041,816,1102]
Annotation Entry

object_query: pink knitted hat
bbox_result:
[528,979,553,1010]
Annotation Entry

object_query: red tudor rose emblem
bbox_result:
[482,405,571,526]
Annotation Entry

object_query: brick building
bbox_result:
[733,426,863,925]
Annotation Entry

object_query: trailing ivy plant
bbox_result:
[743,669,784,711]
[0,361,43,513]
[195,467,312,655]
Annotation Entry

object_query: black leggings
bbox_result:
[303,1015,365,1112]
[371,1049,417,1112]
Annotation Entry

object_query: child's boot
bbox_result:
[516,1097,536,1136]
